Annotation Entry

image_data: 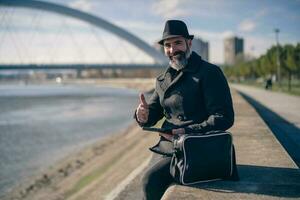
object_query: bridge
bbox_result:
[0,0,168,71]
[0,63,164,70]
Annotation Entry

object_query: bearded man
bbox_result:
[135,20,238,200]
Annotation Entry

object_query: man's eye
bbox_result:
[175,41,182,45]
[164,44,171,48]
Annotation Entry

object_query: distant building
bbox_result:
[191,38,209,61]
[224,36,244,65]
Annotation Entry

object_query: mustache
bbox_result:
[169,51,185,60]
[172,51,185,57]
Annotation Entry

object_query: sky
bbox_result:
[0,0,300,64]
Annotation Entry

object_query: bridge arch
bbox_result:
[0,0,167,64]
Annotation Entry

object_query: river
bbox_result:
[0,83,139,197]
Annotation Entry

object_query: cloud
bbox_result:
[255,8,269,18]
[69,0,92,11]
[220,31,235,39]
[191,29,235,40]
[151,0,189,19]
[113,20,162,43]
[243,36,275,58]
[114,20,161,32]
[238,19,256,32]
[239,20,256,32]
[150,0,232,20]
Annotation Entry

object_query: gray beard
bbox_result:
[169,48,191,71]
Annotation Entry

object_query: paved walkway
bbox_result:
[232,84,300,166]
[231,84,300,129]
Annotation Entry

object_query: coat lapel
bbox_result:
[157,69,171,93]
[157,67,184,94]
[165,70,184,93]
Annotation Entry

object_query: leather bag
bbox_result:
[170,131,234,185]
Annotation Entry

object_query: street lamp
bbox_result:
[274,28,281,87]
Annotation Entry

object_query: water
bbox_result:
[0,84,139,197]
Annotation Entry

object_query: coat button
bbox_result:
[177,115,184,121]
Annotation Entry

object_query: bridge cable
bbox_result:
[63,19,86,63]
[111,37,132,64]
[3,8,24,64]
[47,16,68,64]
[89,26,116,64]
[0,7,9,46]
[34,10,51,64]
[12,10,34,63]
[0,7,15,57]
[27,9,43,64]
[118,38,135,63]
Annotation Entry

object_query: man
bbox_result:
[135,20,237,200]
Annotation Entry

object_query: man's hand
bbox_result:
[159,128,185,141]
[172,128,185,135]
[136,93,149,123]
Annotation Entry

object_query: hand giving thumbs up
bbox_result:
[136,93,149,123]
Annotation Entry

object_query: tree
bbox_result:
[223,43,300,86]
[281,44,299,91]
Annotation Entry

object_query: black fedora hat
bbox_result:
[158,20,194,45]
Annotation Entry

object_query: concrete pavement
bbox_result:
[232,84,300,167]
[231,84,300,129]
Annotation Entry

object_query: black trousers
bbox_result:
[142,154,174,200]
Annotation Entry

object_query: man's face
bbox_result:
[163,36,192,70]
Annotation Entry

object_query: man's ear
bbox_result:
[187,39,192,48]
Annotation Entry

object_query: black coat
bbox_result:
[138,52,234,155]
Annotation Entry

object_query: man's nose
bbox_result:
[169,45,177,54]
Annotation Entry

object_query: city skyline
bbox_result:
[0,0,299,64]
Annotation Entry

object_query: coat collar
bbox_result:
[156,52,202,93]
[182,51,202,73]
[157,51,202,82]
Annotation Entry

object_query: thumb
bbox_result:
[139,93,148,107]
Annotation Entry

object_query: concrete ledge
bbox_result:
[162,89,300,200]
